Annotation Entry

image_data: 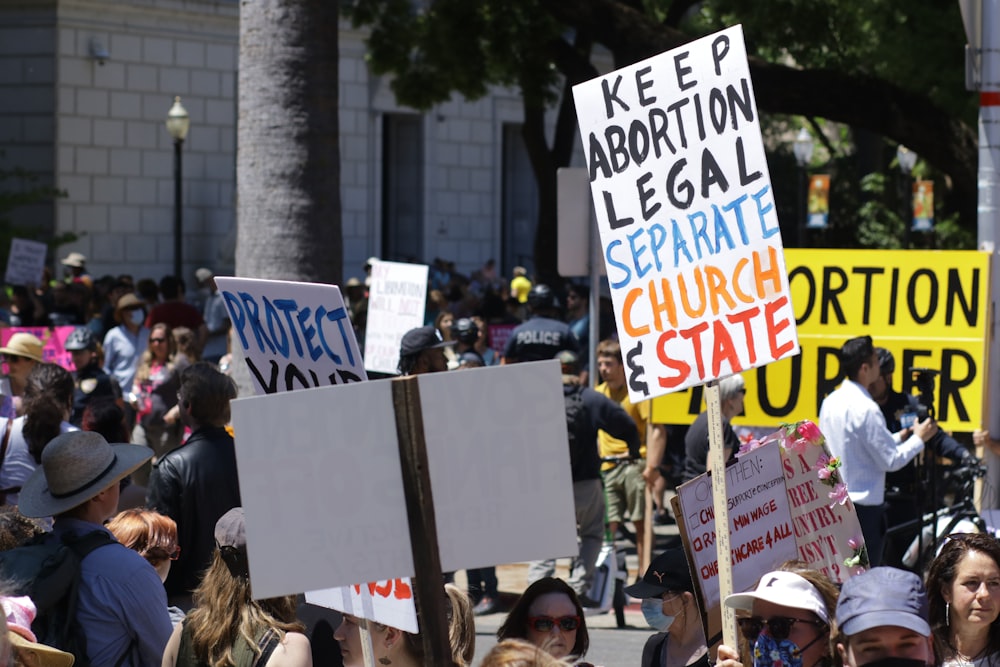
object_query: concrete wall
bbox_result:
[0,0,584,284]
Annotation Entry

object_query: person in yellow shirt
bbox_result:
[594,339,665,576]
[510,266,532,304]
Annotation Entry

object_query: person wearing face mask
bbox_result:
[723,569,835,667]
[624,547,708,667]
[835,567,935,667]
[102,292,149,398]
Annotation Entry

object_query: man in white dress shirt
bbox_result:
[818,335,937,566]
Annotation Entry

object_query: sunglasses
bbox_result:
[149,338,167,344]
[528,615,581,632]
[736,616,825,641]
[2,355,25,365]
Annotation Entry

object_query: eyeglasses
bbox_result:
[736,616,826,641]
[528,615,581,632]
[169,546,181,560]
[149,338,167,344]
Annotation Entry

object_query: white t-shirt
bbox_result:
[0,416,78,506]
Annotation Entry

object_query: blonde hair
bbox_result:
[480,639,574,667]
[184,551,304,667]
[397,584,475,666]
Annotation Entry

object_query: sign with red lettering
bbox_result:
[757,420,867,583]
[364,260,430,374]
[572,25,798,403]
[676,441,796,612]
[307,578,417,634]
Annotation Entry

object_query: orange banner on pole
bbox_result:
[912,180,934,231]
[807,175,830,229]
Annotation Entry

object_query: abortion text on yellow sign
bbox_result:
[651,249,990,432]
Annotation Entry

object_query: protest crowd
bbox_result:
[0,246,989,667]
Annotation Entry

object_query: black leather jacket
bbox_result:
[147,426,242,597]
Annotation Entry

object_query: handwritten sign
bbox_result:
[676,441,796,610]
[4,239,47,287]
[771,421,867,582]
[215,277,367,395]
[364,260,429,374]
[1,326,76,372]
[572,25,798,403]
[307,578,417,634]
[231,361,577,601]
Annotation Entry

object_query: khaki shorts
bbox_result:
[602,459,646,524]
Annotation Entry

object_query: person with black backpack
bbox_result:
[13,430,173,665]
[525,350,640,605]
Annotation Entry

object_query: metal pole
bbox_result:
[901,173,912,249]
[797,166,807,248]
[174,138,183,280]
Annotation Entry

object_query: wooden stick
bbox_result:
[706,380,737,649]
[391,376,453,666]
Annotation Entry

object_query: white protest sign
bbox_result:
[215,277,367,395]
[676,440,796,610]
[572,25,799,403]
[231,361,577,599]
[753,420,869,582]
[306,579,417,634]
[364,260,429,374]
[4,238,47,286]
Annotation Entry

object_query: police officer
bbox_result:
[501,284,579,364]
[450,318,484,368]
[65,327,119,426]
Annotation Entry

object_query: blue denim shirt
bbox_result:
[51,518,173,666]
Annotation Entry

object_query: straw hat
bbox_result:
[0,333,44,363]
[113,293,144,324]
[19,431,152,518]
[3,596,74,666]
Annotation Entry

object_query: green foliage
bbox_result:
[0,160,74,274]
[343,0,564,109]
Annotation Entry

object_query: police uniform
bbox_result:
[71,362,119,426]
[502,316,579,363]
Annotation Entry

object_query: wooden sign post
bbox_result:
[705,380,736,648]
[391,375,452,666]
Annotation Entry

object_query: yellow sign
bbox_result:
[651,249,991,431]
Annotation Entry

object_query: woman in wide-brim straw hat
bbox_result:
[0,332,44,408]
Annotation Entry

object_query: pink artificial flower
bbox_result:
[828,483,849,507]
[786,437,810,455]
[817,467,833,480]
[797,421,824,444]
[737,439,762,458]
[847,537,862,551]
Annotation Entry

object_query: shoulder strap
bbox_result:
[253,629,280,667]
[65,529,117,559]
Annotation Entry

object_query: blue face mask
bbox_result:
[641,598,675,632]
[753,633,803,667]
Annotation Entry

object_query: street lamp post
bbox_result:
[165,97,190,280]
[897,144,918,249]
[793,128,814,247]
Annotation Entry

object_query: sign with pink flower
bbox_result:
[737,419,868,583]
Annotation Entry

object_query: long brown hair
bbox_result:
[134,322,175,384]
[22,363,74,463]
[184,551,303,667]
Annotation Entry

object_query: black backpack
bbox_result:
[0,529,116,666]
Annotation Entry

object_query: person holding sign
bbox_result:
[624,547,708,667]
[835,567,934,667]
[818,336,937,566]
[926,533,1000,667]
[334,584,475,667]
[723,570,836,667]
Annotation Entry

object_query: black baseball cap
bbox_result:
[399,325,456,357]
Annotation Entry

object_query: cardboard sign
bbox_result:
[306,579,417,634]
[230,361,577,600]
[651,249,991,432]
[364,261,429,374]
[572,25,798,403]
[1,326,77,373]
[675,441,797,611]
[215,277,367,395]
[4,239,47,287]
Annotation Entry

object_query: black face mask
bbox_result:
[859,657,928,667]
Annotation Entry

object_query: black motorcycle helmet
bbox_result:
[527,284,557,311]
[451,317,479,344]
